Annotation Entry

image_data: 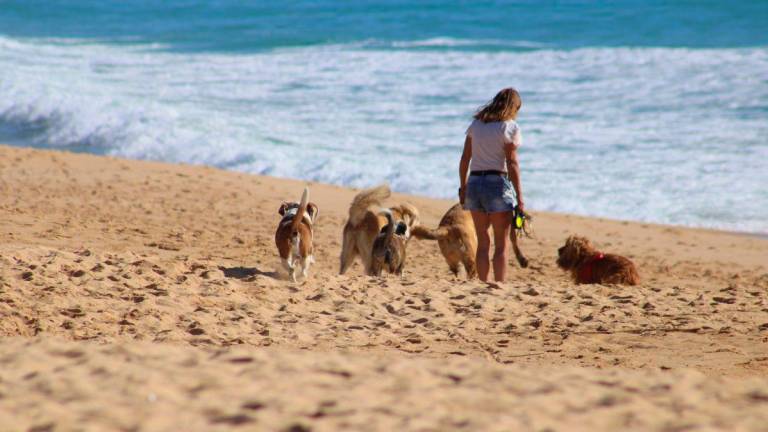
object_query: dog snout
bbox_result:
[556,247,566,267]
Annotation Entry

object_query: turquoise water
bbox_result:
[1,1,767,232]
[2,1,766,50]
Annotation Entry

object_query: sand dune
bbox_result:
[1,145,767,431]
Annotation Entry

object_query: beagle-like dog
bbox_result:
[275,187,319,282]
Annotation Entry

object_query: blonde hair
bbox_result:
[474,88,522,123]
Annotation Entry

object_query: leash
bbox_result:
[512,204,534,238]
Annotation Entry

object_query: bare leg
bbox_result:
[470,211,491,282]
[489,211,512,282]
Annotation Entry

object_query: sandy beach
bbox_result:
[1,144,767,431]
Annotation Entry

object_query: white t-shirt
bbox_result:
[466,119,522,172]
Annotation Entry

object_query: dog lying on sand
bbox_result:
[411,203,529,278]
[556,235,640,285]
[274,187,318,282]
[370,210,410,276]
[340,184,419,275]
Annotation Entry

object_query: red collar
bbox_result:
[578,252,605,283]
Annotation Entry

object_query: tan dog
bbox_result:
[370,210,410,276]
[275,187,319,282]
[411,203,478,278]
[339,184,419,275]
[412,203,529,278]
[556,235,639,285]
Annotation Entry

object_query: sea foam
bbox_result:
[1,36,766,233]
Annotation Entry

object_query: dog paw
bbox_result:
[518,257,529,268]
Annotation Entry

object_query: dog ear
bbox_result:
[307,203,319,222]
[278,203,289,216]
[565,236,578,255]
[395,204,419,228]
[576,236,592,255]
[565,236,579,255]
[566,235,593,262]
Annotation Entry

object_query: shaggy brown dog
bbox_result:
[556,235,640,285]
[411,203,529,279]
[275,187,319,282]
[370,210,410,276]
[339,184,419,275]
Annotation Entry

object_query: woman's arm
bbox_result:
[504,142,524,211]
[458,136,472,204]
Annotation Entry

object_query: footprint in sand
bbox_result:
[522,287,539,296]
[712,296,736,304]
[241,401,265,411]
[209,414,254,426]
[187,322,205,335]
[283,424,312,432]
[69,269,86,278]
[27,423,55,432]
[60,307,85,318]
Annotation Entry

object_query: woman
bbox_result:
[459,88,524,283]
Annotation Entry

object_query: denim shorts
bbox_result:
[463,174,517,213]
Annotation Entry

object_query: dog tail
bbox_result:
[382,209,395,244]
[290,187,309,236]
[348,184,390,227]
[395,203,419,228]
[411,225,450,241]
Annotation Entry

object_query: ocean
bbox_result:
[1,1,767,233]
